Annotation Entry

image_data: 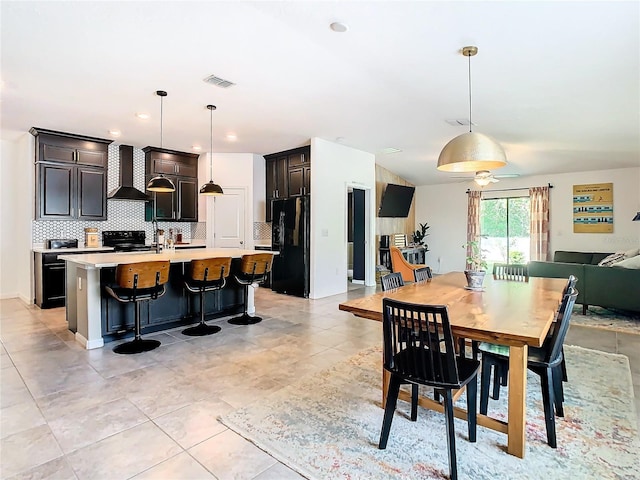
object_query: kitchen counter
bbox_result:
[32,246,115,253]
[59,248,263,268]
[61,248,274,350]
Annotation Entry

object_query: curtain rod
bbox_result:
[466,183,553,194]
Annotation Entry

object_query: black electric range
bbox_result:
[102,231,153,252]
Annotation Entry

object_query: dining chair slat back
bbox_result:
[413,266,433,283]
[380,272,404,291]
[492,263,529,281]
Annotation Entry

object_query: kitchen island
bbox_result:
[61,248,268,349]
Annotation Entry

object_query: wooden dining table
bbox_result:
[339,271,567,458]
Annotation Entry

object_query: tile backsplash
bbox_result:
[254,222,271,242]
[32,143,192,245]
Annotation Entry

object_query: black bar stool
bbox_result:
[228,253,274,325]
[182,257,232,336]
[104,260,170,354]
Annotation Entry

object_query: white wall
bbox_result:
[0,135,34,301]
[253,154,266,223]
[310,138,376,299]
[415,167,640,273]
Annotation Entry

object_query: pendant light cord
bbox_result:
[160,94,164,149]
[210,107,214,182]
[468,51,472,133]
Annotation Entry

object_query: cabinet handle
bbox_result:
[302,153,305,163]
[299,188,302,195]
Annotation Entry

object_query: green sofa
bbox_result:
[528,251,640,314]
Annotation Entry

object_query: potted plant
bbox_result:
[463,240,488,290]
[412,222,430,250]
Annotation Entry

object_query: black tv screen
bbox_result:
[378,184,415,217]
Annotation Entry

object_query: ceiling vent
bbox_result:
[445,119,476,126]
[203,75,235,88]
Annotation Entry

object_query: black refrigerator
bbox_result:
[271,196,310,298]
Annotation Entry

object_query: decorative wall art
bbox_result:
[573,183,613,233]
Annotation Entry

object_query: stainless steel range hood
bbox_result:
[107,145,149,201]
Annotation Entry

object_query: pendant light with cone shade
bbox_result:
[146,91,176,192]
[437,46,507,173]
[199,104,223,195]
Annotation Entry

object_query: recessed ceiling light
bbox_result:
[192,145,202,151]
[109,130,121,137]
[330,22,348,33]
[381,147,402,154]
[226,134,237,141]
[136,113,150,119]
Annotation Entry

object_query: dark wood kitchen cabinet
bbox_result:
[264,146,310,221]
[143,147,199,222]
[265,156,287,222]
[31,128,112,221]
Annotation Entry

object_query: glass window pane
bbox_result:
[507,197,530,264]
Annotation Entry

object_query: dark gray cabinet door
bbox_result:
[38,163,74,219]
[177,178,198,221]
[77,167,106,219]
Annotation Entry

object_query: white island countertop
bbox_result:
[59,248,274,268]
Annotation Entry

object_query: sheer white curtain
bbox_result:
[530,186,550,261]
[466,190,482,269]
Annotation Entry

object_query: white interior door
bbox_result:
[211,188,246,248]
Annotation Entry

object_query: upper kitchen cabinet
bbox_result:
[144,147,198,178]
[264,146,311,221]
[143,147,199,222]
[31,128,112,221]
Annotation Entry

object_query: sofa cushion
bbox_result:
[623,247,640,259]
[590,252,614,265]
[598,253,626,266]
[612,255,640,269]
[554,251,595,264]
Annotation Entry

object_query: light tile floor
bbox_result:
[1,285,638,479]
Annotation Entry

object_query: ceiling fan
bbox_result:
[453,170,520,186]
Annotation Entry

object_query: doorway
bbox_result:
[206,187,246,248]
[346,185,370,289]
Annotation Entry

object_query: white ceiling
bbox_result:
[1,1,639,186]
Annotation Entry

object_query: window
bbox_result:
[480,196,530,265]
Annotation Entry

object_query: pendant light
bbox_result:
[199,104,224,195]
[437,46,507,173]
[146,90,176,192]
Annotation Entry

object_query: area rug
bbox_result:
[220,345,639,480]
[570,306,640,335]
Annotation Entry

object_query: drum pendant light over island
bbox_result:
[437,46,507,173]
[199,104,223,196]
[147,90,176,192]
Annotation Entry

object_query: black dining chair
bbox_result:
[413,266,433,282]
[479,288,578,448]
[380,272,404,291]
[485,274,579,401]
[492,263,529,281]
[379,299,480,480]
